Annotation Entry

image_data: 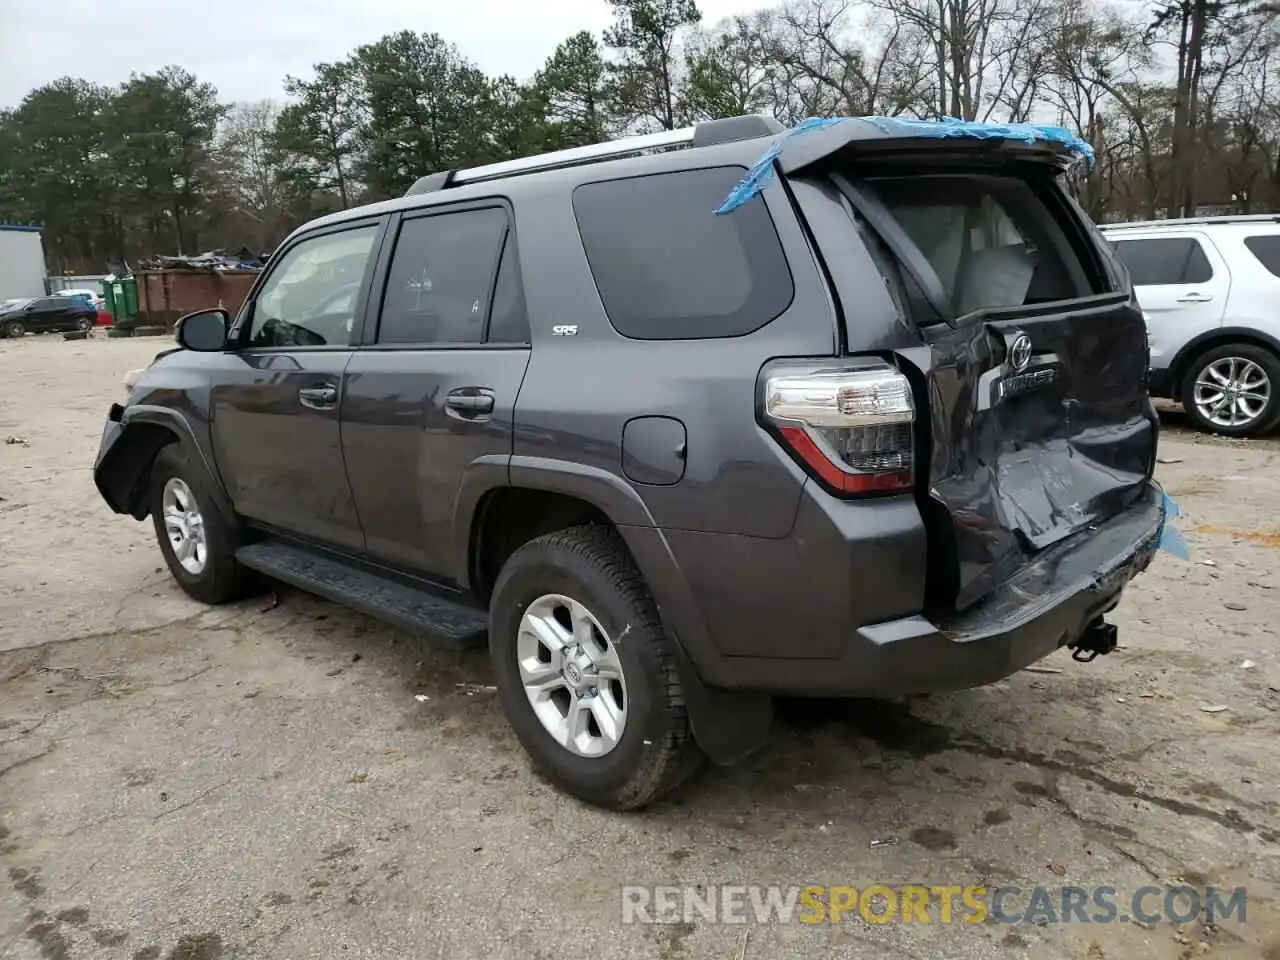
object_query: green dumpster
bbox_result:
[102,276,139,329]
[100,277,116,317]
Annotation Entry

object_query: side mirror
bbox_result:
[23,304,34,313]
[176,309,229,351]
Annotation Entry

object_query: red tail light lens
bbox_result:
[764,363,915,495]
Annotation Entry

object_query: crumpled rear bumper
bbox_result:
[706,480,1166,697]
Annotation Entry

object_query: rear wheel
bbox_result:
[148,444,256,604]
[1180,343,1280,437]
[488,525,702,810]
[75,316,92,332]
[5,320,24,339]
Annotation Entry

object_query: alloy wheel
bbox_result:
[162,477,208,575]
[1193,356,1272,429]
[516,593,628,757]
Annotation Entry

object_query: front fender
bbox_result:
[94,404,233,522]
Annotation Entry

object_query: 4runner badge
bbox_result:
[975,331,1060,411]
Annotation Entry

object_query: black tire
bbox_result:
[488,525,702,810]
[75,316,92,332]
[5,320,24,339]
[1180,342,1280,437]
[148,444,256,604]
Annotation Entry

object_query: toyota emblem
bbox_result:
[1008,334,1033,372]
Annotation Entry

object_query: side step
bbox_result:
[236,541,488,648]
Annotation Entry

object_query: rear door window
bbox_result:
[1244,235,1280,278]
[377,207,508,345]
[573,167,794,340]
[1110,237,1213,285]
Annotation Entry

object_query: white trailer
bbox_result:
[0,226,47,300]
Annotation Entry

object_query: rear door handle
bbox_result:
[1176,292,1214,303]
[445,388,495,419]
[298,384,338,409]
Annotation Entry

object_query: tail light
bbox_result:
[763,362,915,495]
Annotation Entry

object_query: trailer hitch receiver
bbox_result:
[1069,618,1118,663]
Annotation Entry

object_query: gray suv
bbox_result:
[94,115,1167,809]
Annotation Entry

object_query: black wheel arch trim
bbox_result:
[97,405,235,523]
[451,455,770,764]
[1170,326,1280,393]
[451,455,662,591]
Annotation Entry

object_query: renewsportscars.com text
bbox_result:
[621,884,1246,926]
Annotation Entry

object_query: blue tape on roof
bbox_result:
[714,116,1096,215]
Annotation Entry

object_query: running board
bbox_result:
[236,541,488,648]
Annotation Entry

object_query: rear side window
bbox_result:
[573,167,794,340]
[859,174,1099,319]
[379,208,508,345]
[1110,237,1213,285]
[1244,235,1280,278]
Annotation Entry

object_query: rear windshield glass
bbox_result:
[859,174,1101,320]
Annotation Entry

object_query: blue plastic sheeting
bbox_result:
[1158,490,1189,561]
[714,117,840,215]
[715,115,1096,215]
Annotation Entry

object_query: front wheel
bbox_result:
[488,525,702,810]
[1180,343,1280,437]
[5,320,24,339]
[148,444,256,604]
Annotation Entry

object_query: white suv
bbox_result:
[1102,215,1280,436]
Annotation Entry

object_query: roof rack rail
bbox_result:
[404,114,784,197]
[1103,213,1280,230]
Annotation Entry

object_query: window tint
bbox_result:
[1244,235,1280,279]
[486,235,530,344]
[1110,237,1213,286]
[379,208,508,345]
[248,226,377,347]
[573,167,794,340]
[862,174,1093,318]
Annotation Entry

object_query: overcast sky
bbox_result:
[1,0,763,108]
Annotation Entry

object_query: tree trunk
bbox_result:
[1169,3,1192,216]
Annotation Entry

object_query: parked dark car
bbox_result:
[93,114,1167,809]
[1,296,97,338]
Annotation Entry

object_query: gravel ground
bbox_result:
[1,333,1278,960]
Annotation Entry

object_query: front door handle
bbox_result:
[298,384,338,409]
[1176,292,1213,303]
[445,388,495,419]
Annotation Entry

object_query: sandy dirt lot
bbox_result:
[1,333,1278,960]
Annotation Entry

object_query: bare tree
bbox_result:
[215,101,284,245]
